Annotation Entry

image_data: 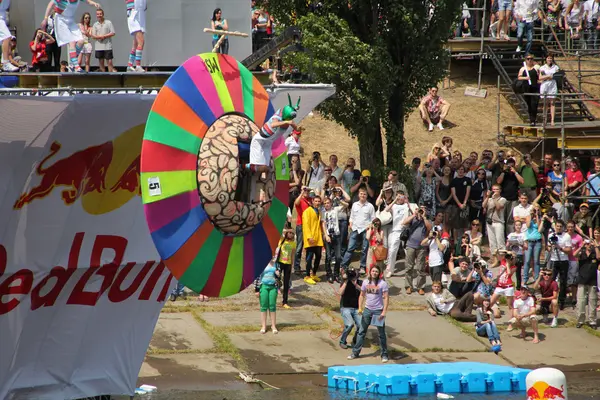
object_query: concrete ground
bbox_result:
[137,257,600,394]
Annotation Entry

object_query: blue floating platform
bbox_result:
[328,362,530,396]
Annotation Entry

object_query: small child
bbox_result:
[276,228,296,309]
[475,297,502,353]
[255,258,281,334]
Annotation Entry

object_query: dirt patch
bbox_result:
[299,61,517,170]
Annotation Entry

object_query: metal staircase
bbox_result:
[241,26,302,70]
[486,43,596,123]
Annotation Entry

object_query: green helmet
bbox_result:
[281,94,301,121]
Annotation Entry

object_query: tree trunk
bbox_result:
[386,86,406,171]
[357,115,384,178]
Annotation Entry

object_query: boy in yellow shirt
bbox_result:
[302,194,324,284]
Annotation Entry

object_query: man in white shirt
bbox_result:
[514,0,543,53]
[512,192,532,233]
[384,191,411,278]
[508,287,540,343]
[91,9,115,72]
[284,129,301,158]
[328,154,343,181]
[584,0,600,49]
[341,188,375,274]
[305,151,326,190]
[547,220,572,309]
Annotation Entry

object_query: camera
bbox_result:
[312,152,320,161]
[346,268,357,280]
[361,176,368,182]
[549,234,559,244]
[424,162,431,168]
[473,261,482,269]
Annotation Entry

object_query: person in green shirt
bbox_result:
[519,154,539,202]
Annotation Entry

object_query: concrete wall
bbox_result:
[9,0,253,68]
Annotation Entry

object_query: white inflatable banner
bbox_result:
[0,85,335,399]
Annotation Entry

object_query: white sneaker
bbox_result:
[516,46,522,53]
[2,62,18,72]
[551,317,558,328]
[428,123,434,132]
[134,66,146,73]
[127,66,136,72]
[384,270,393,279]
[437,122,444,130]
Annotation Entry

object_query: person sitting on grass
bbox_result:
[338,268,362,349]
[426,280,477,322]
[508,286,540,344]
[419,86,451,132]
[348,265,389,363]
[255,261,281,334]
[475,297,502,353]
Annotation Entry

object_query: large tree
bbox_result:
[265,0,462,176]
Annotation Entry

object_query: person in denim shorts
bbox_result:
[338,268,362,349]
[497,0,513,40]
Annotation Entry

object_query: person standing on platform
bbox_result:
[91,8,115,72]
[41,0,101,73]
[126,0,146,73]
[211,8,228,54]
[45,10,61,71]
[0,0,17,72]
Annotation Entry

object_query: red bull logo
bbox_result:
[14,124,144,215]
[527,381,566,399]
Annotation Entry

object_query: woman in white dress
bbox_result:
[41,0,100,73]
[126,0,147,73]
[539,55,560,126]
[77,12,92,72]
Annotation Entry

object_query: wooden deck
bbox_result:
[446,37,542,53]
[503,121,600,149]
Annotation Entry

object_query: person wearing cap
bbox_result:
[573,203,593,239]
[341,187,375,274]
[284,128,302,162]
[533,267,560,328]
[418,86,451,131]
[351,169,377,206]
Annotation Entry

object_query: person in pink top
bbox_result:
[566,220,583,306]
[490,251,517,327]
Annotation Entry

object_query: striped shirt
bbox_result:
[261,110,283,138]
[54,0,81,15]
[125,0,134,11]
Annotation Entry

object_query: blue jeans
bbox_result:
[341,230,368,269]
[340,307,361,346]
[339,219,349,257]
[517,21,534,54]
[476,321,501,343]
[524,240,542,282]
[294,225,303,272]
[325,234,342,278]
[171,282,185,296]
[211,38,229,54]
[352,308,388,357]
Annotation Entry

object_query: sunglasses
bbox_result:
[526,57,534,60]
[541,273,551,276]
[477,171,485,175]
[472,223,480,226]
[553,163,560,166]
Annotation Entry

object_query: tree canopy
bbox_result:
[264,0,462,178]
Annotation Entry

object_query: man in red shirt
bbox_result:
[293,186,312,275]
[533,267,559,327]
[565,158,584,199]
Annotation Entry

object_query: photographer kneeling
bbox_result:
[338,268,362,349]
[421,227,450,283]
